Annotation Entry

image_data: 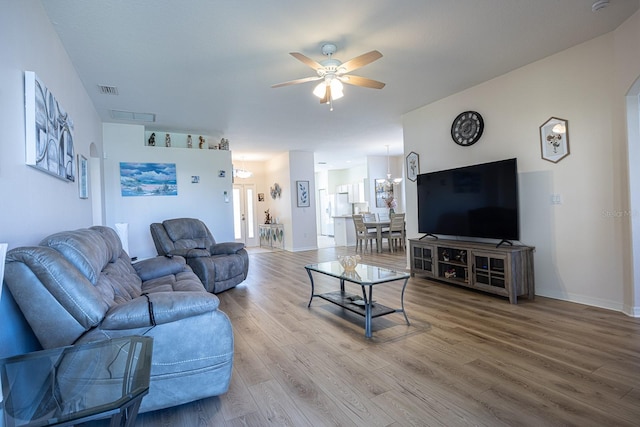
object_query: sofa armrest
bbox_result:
[210,242,245,255]
[133,255,189,281]
[101,291,220,329]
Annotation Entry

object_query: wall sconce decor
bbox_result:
[270,183,282,199]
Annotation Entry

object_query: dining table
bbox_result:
[363,220,390,252]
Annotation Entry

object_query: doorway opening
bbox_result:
[233,184,258,247]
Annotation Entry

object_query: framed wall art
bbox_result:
[120,162,177,197]
[406,151,420,182]
[540,117,570,163]
[25,71,76,182]
[78,155,88,199]
[375,178,393,207]
[296,180,310,207]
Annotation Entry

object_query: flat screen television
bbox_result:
[417,158,519,242]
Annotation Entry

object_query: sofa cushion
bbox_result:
[101,291,220,329]
[163,218,215,250]
[40,229,113,285]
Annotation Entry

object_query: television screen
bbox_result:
[417,158,519,241]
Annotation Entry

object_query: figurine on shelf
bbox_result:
[199,135,205,149]
[442,250,450,261]
[264,209,271,224]
[148,132,156,146]
[187,134,192,148]
[219,138,229,150]
[165,133,171,147]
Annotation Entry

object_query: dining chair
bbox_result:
[363,213,377,222]
[352,214,378,252]
[362,213,378,233]
[382,213,406,252]
[377,212,390,222]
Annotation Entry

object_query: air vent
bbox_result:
[109,110,156,122]
[98,84,119,95]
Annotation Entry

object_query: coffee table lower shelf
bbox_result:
[317,291,396,318]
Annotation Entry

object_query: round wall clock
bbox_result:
[451,111,484,146]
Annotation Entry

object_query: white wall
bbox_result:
[257,151,317,251]
[289,150,317,251]
[0,1,102,247]
[403,13,640,314]
[0,0,103,357]
[103,123,235,260]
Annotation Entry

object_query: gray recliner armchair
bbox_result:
[150,218,249,294]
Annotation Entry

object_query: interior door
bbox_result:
[233,184,257,247]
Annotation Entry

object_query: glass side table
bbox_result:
[1,336,152,427]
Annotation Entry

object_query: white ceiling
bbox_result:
[40,0,638,170]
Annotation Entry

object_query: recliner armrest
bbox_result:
[210,242,245,255]
[133,255,189,281]
[101,291,220,329]
[168,248,211,258]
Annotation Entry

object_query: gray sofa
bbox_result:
[3,226,234,413]
[150,218,249,293]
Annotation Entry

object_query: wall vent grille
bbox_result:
[98,85,119,95]
[109,110,156,122]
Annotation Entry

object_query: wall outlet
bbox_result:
[551,194,563,205]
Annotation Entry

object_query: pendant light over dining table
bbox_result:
[385,145,402,188]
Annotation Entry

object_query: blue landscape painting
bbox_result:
[120,162,177,197]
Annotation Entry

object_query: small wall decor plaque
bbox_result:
[406,151,419,182]
[296,180,310,207]
[78,155,88,199]
[540,117,570,163]
[270,183,282,199]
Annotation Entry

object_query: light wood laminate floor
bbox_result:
[85,245,640,426]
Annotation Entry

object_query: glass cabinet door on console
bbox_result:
[472,252,509,295]
[411,243,435,277]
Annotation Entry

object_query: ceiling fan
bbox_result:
[271,43,385,109]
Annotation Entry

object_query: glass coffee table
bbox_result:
[0,336,152,427]
[305,261,410,338]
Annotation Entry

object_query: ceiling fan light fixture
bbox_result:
[313,82,326,98]
[313,78,344,100]
[329,79,343,99]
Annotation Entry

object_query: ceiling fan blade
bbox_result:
[340,75,386,89]
[339,50,382,73]
[271,76,322,88]
[320,84,330,104]
[290,52,323,70]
